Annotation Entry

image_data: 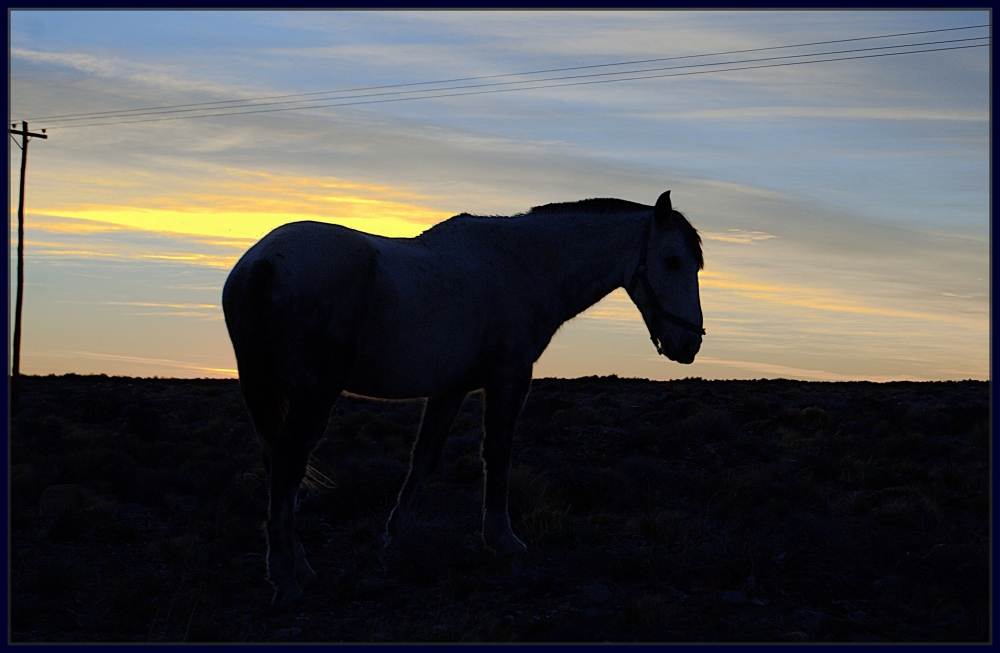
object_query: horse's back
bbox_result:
[225,221,377,321]
[233,220,376,278]
[223,222,380,394]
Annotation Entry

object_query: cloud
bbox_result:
[11,48,122,77]
[26,349,237,377]
[15,214,248,269]
[701,271,937,320]
[21,234,241,270]
[54,300,219,310]
[11,47,252,100]
[259,11,768,60]
[702,229,776,244]
[693,356,924,382]
[24,167,455,240]
[940,291,987,299]
[576,289,643,324]
[643,106,989,122]
[700,268,988,331]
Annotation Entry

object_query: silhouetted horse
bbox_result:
[222,190,704,604]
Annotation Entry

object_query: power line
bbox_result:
[32,35,990,127]
[25,34,994,125]
[38,42,989,130]
[32,42,989,130]
[22,23,989,124]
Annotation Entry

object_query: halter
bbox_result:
[627,217,706,356]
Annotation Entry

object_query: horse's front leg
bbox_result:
[481,371,532,555]
[384,390,466,546]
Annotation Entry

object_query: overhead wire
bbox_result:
[31,35,990,128]
[39,43,989,130]
[20,29,990,130]
[22,23,989,124]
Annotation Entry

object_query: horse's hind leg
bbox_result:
[259,449,314,587]
[263,390,337,605]
[384,390,466,545]
[481,371,531,555]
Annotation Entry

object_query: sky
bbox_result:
[8,10,990,383]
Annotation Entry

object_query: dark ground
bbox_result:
[7,373,991,643]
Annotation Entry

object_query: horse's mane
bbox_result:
[527,198,650,215]
[443,198,647,223]
[529,198,703,270]
[427,197,703,269]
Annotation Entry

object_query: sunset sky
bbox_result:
[8,10,990,382]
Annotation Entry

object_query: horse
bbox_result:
[222,190,704,605]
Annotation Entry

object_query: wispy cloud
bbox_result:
[940,291,987,299]
[700,270,971,323]
[11,214,251,271]
[25,349,237,377]
[53,300,221,318]
[694,356,924,382]
[100,301,218,309]
[10,46,261,100]
[12,48,125,77]
[26,167,455,240]
[20,233,242,270]
[646,106,989,122]
[702,229,776,244]
[576,289,643,324]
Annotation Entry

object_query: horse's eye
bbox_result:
[664,256,681,271]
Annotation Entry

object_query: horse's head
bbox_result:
[626,191,704,365]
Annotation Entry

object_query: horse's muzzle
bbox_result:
[659,336,701,364]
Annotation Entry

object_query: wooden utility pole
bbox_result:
[9,121,47,413]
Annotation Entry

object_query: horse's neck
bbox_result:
[519,210,645,331]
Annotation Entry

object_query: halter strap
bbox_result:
[627,218,706,354]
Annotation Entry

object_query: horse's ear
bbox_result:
[654,191,673,224]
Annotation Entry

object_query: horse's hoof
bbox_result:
[483,533,527,556]
[378,539,401,567]
[504,537,528,556]
[270,583,304,606]
[296,565,318,588]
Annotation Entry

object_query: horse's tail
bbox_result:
[224,257,287,447]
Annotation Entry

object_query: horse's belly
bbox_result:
[344,345,478,399]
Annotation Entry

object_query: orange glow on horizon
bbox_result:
[22,167,454,241]
[699,271,975,325]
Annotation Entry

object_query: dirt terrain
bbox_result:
[8,374,990,642]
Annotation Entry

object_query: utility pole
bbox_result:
[9,121,47,413]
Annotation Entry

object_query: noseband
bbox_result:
[627,217,706,355]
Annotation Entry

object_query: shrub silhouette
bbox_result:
[7,375,989,643]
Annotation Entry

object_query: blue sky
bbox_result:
[8,10,990,381]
